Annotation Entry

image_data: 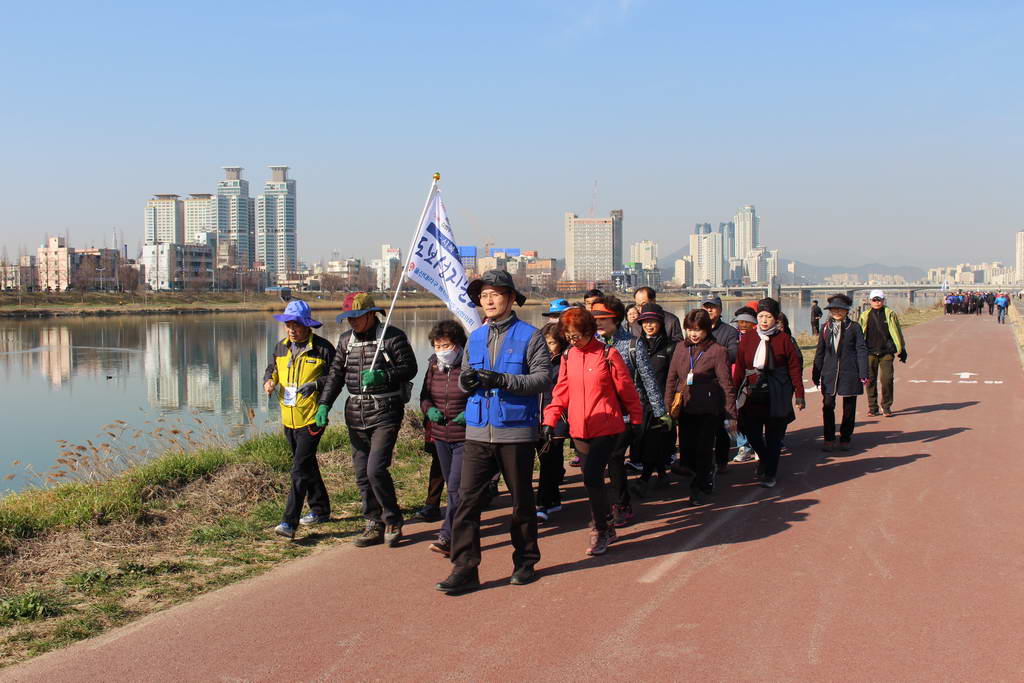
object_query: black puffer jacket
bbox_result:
[319,322,418,430]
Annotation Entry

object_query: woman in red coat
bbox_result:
[732,298,805,488]
[541,307,643,557]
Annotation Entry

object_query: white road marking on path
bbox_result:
[933,380,952,383]
[958,380,978,384]
[954,372,977,379]
[639,487,763,584]
[909,380,927,383]
[984,380,1004,384]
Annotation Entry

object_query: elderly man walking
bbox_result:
[436,270,551,595]
[859,290,907,417]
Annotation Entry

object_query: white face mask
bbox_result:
[435,348,459,366]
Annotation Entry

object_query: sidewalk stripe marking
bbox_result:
[933,380,952,383]
[957,380,978,384]
[909,380,927,383]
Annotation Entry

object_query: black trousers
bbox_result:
[574,434,616,531]
[822,393,857,443]
[811,319,820,335]
[536,438,565,509]
[282,424,330,526]
[714,424,732,467]
[742,415,789,479]
[606,428,632,508]
[349,423,402,526]
[638,423,673,480]
[451,441,540,573]
[424,449,445,509]
[679,413,719,494]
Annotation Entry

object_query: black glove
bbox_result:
[297,382,318,398]
[538,424,554,454]
[898,350,908,364]
[461,368,482,392]
[476,369,505,390]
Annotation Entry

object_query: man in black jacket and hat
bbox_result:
[436,270,551,595]
[318,292,418,548]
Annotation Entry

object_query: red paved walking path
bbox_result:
[5,312,1023,681]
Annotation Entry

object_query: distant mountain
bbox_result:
[654,249,925,284]
[792,261,926,283]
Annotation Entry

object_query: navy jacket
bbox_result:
[812,318,869,397]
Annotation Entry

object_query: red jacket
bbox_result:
[543,338,643,439]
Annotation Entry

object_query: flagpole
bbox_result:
[368,172,440,373]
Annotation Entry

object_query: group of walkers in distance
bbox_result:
[944,290,1012,324]
[261,273,916,594]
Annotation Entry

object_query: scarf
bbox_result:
[829,319,842,352]
[753,324,780,370]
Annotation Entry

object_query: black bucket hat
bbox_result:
[466,269,527,307]
[825,293,853,310]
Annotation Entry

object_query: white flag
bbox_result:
[406,188,482,332]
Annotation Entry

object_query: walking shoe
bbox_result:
[837,441,851,451]
[754,465,765,480]
[299,512,331,526]
[732,446,756,462]
[384,523,403,547]
[510,565,537,585]
[274,522,296,540]
[436,569,480,595]
[353,522,384,547]
[821,441,835,452]
[585,529,609,556]
[409,506,441,523]
[670,461,693,477]
[626,460,644,473]
[689,489,704,506]
[867,409,880,417]
[760,477,777,488]
[605,525,618,545]
[611,504,634,528]
[570,455,581,467]
[536,508,549,522]
[882,409,894,417]
[429,538,451,556]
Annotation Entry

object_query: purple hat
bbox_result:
[273,299,322,328]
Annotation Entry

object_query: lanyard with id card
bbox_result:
[687,348,703,386]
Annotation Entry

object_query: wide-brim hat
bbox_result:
[542,298,571,317]
[636,302,665,322]
[336,292,385,320]
[825,294,853,310]
[273,299,322,328]
[466,269,527,307]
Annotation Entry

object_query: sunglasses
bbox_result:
[871,297,884,302]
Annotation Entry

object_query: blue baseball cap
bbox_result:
[542,298,572,317]
[273,299,322,328]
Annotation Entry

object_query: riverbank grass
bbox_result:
[0,418,431,668]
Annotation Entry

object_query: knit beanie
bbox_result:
[757,298,781,318]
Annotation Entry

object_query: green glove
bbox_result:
[314,404,329,427]
[426,407,444,423]
[659,415,674,430]
[361,369,386,388]
[452,411,467,426]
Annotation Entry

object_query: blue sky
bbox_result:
[1,1,1021,268]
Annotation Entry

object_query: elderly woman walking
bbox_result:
[811,294,869,451]
[732,298,805,488]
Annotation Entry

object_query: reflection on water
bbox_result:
[0,293,936,493]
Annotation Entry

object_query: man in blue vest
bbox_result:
[436,270,552,595]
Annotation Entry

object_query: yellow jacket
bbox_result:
[262,334,336,428]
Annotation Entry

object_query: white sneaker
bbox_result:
[732,447,755,463]
[536,508,549,522]
[760,477,777,488]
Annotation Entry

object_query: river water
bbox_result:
[0,293,934,493]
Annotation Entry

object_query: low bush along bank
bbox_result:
[0,414,431,668]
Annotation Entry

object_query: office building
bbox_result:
[217,167,254,268]
[630,240,658,270]
[144,194,184,245]
[694,222,712,235]
[526,258,558,289]
[718,222,735,261]
[36,236,73,291]
[674,256,693,288]
[255,166,297,283]
[141,243,214,291]
[457,245,477,272]
[745,247,768,284]
[564,209,623,282]
[734,205,759,260]
[767,249,781,284]
[1017,230,1024,283]
[184,193,218,245]
[689,231,724,287]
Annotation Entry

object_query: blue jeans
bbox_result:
[997,307,1007,324]
[435,440,464,543]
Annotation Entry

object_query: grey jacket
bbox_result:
[459,312,552,444]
